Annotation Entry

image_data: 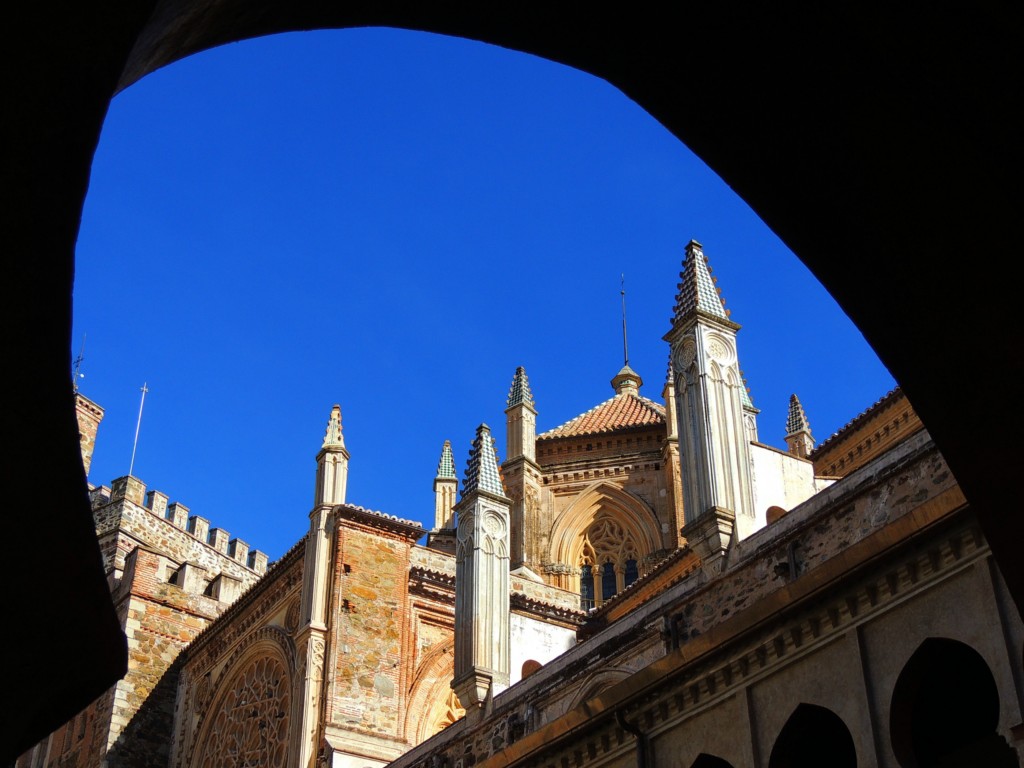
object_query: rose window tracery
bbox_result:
[433,689,465,734]
[196,654,291,768]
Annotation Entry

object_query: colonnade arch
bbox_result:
[890,637,1018,768]
[768,703,857,768]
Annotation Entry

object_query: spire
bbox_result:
[436,439,456,479]
[462,424,505,498]
[611,364,643,394]
[322,404,345,449]
[786,394,810,435]
[739,372,756,410]
[431,439,459,548]
[785,394,815,458]
[671,240,731,325]
[506,366,535,409]
[315,404,349,507]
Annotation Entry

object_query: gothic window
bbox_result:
[578,516,642,608]
[195,653,291,768]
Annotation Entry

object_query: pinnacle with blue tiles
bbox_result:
[740,373,757,411]
[461,424,505,498]
[506,366,535,409]
[436,440,457,480]
[786,394,811,436]
[322,404,345,449]
[671,240,730,325]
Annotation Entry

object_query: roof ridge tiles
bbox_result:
[538,390,666,440]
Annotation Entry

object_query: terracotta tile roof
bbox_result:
[538,392,666,440]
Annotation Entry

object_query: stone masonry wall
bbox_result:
[103,546,231,768]
[326,518,414,743]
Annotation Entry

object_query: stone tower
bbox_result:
[428,439,458,552]
[785,393,815,458]
[664,240,756,563]
[75,392,104,478]
[453,424,511,709]
[502,367,542,570]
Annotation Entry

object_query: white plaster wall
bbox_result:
[509,612,577,685]
[750,444,832,529]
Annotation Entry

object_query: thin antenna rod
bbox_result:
[620,274,629,367]
[128,382,149,477]
[72,333,86,393]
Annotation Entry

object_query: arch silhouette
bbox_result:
[690,755,734,768]
[9,5,1022,756]
[768,703,856,768]
[890,637,1017,768]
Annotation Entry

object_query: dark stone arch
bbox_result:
[7,3,1023,759]
[768,703,856,768]
[890,637,1018,768]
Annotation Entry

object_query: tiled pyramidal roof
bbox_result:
[539,392,665,440]
[786,394,811,436]
[436,440,457,480]
[461,424,505,497]
[671,240,729,325]
[322,404,345,448]
[506,366,535,408]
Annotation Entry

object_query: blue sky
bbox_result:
[73,27,894,562]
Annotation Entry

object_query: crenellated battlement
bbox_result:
[94,474,269,577]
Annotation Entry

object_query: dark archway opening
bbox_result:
[769,703,857,768]
[890,638,1018,768]
[690,754,735,768]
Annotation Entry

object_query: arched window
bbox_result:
[577,515,645,608]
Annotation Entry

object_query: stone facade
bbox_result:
[19,240,1020,768]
